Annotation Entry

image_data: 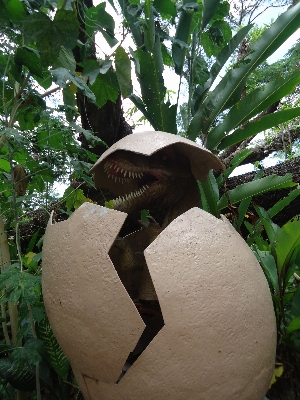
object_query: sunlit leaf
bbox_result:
[286,317,300,334]
[269,363,284,387]
[254,249,279,294]
[115,46,132,98]
[217,174,296,210]
[273,215,300,274]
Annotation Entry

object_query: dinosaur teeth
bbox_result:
[110,184,150,208]
[104,161,144,183]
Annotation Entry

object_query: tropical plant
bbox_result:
[248,206,300,398]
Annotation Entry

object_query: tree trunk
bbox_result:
[73,0,132,156]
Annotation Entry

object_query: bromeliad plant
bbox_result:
[247,206,300,396]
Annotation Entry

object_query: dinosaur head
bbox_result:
[90,131,224,217]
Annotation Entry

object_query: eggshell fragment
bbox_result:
[42,203,276,400]
[42,203,145,383]
[90,131,225,192]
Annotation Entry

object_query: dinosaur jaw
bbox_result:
[103,160,165,211]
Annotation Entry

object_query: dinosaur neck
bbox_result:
[161,178,201,229]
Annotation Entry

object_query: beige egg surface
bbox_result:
[90,130,225,195]
[42,131,276,399]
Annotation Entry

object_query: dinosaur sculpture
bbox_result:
[90,131,224,376]
[42,131,276,399]
[90,131,225,303]
[91,131,224,228]
[100,147,201,227]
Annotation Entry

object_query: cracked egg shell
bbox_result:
[42,202,276,400]
[90,131,224,193]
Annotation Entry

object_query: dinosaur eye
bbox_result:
[162,155,167,161]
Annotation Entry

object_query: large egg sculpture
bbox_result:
[42,131,276,400]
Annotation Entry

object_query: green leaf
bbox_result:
[153,0,176,18]
[24,10,79,65]
[63,85,77,122]
[37,318,70,378]
[115,46,132,98]
[291,286,300,318]
[135,44,177,133]
[0,158,10,172]
[31,306,46,324]
[85,3,117,46]
[11,339,44,368]
[218,107,300,150]
[268,189,300,219]
[286,317,300,334]
[235,197,252,229]
[172,1,197,75]
[273,215,300,274]
[0,351,51,392]
[254,206,279,244]
[34,68,52,89]
[100,59,112,74]
[201,0,221,29]
[198,170,220,217]
[6,0,27,24]
[14,47,43,78]
[202,21,232,58]
[51,68,96,103]
[26,229,40,253]
[117,0,143,47]
[230,170,262,229]
[208,70,300,150]
[129,94,157,128]
[0,268,41,312]
[216,148,252,187]
[90,70,119,108]
[0,358,36,391]
[143,0,156,53]
[82,60,101,85]
[217,174,296,210]
[69,123,107,148]
[64,187,88,211]
[211,24,252,80]
[194,25,252,109]
[52,46,76,72]
[254,249,279,295]
[188,3,300,142]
